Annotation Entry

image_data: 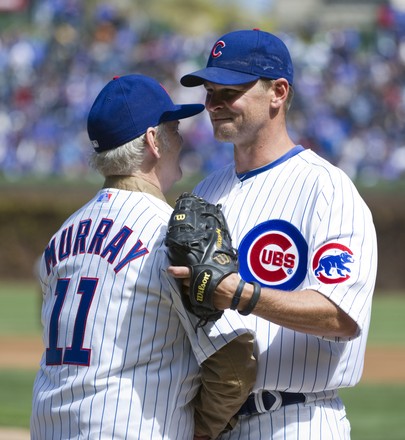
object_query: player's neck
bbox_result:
[103,175,166,201]
[233,123,295,173]
[234,139,296,174]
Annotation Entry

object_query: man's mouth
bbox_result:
[210,116,232,123]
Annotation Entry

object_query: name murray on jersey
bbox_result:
[44,217,149,275]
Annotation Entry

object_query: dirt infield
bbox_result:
[1,335,405,383]
[0,428,30,440]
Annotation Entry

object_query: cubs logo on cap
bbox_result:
[239,220,307,290]
[181,29,294,87]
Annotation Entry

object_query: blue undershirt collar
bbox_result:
[236,145,305,182]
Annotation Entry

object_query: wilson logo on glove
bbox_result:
[216,228,223,247]
[213,254,232,265]
[196,271,211,303]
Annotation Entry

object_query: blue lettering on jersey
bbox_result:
[44,238,57,274]
[101,226,132,263]
[88,219,114,254]
[58,225,73,261]
[114,240,149,273]
[44,218,149,275]
[73,219,92,255]
[239,219,308,290]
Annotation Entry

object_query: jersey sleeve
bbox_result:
[304,171,377,339]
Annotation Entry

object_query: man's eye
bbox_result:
[223,89,241,98]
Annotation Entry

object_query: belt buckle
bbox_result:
[256,390,283,412]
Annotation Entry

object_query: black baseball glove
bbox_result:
[165,192,239,326]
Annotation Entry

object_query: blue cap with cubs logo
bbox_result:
[181,29,294,87]
[87,74,205,152]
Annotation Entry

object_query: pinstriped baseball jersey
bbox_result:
[193,146,377,437]
[30,188,250,440]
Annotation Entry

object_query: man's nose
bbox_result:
[205,94,224,111]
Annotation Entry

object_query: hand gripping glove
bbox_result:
[165,192,239,326]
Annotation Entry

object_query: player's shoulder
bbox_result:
[102,189,173,220]
[298,149,353,186]
[57,190,173,238]
[140,192,173,219]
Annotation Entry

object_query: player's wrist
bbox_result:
[230,279,245,310]
[237,282,261,315]
[237,282,253,311]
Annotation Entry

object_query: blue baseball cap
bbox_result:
[181,29,294,87]
[87,74,205,152]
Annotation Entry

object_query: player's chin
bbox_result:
[213,127,235,143]
[211,118,235,137]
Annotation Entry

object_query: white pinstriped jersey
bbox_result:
[30,188,250,440]
[194,146,377,438]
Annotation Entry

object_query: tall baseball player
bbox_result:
[30,74,256,440]
[168,29,378,439]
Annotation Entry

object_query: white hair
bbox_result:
[89,124,168,177]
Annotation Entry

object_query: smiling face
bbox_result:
[204,80,274,147]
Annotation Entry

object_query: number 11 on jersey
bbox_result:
[46,277,97,366]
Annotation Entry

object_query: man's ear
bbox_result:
[271,78,289,107]
[145,127,161,159]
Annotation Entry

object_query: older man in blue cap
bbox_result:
[30,73,256,440]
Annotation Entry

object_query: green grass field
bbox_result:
[0,281,42,335]
[0,282,404,438]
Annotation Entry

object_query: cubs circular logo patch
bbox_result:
[312,243,354,284]
[239,220,308,290]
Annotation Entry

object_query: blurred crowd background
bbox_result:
[1,0,405,185]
